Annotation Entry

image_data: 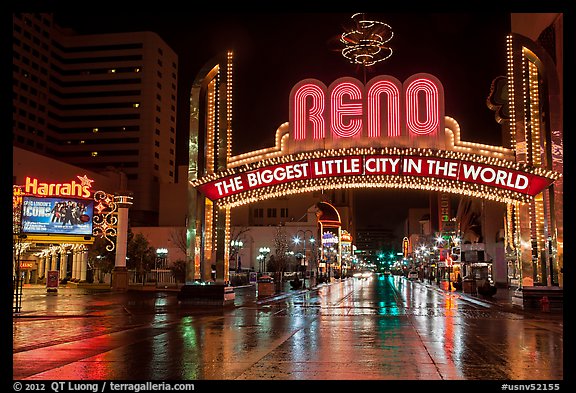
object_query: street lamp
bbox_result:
[258,247,270,274]
[155,248,168,288]
[293,230,315,289]
[230,240,244,272]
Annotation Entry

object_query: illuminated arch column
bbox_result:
[177,51,236,305]
[196,191,229,285]
[507,33,563,289]
[213,207,229,284]
[186,51,233,285]
[111,192,133,290]
[221,206,231,284]
[516,203,534,287]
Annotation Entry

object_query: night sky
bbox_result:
[51,11,513,231]
[52,12,511,159]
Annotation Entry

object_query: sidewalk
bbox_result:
[425,279,516,308]
[421,277,562,316]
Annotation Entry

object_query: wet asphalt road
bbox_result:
[13,275,563,381]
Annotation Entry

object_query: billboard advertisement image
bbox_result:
[21,196,94,236]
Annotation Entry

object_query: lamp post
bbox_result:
[155,248,168,288]
[258,247,270,274]
[435,235,446,285]
[446,235,461,291]
[230,240,243,272]
[293,230,315,289]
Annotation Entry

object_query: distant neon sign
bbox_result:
[322,232,339,246]
[24,175,94,199]
[289,73,444,141]
[197,153,553,201]
[402,237,410,258]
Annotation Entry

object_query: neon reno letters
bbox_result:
[290,73,444,141]
[197,154,553,201]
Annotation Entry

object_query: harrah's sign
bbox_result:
[24,175,94,198]
[289,73,444,142]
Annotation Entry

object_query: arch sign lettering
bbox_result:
[193,73,559,207]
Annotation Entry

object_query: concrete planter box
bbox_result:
[177,284,235,306]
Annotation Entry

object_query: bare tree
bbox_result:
[169,227,187,257]
[231,226,251,243]
[268,225,290,291]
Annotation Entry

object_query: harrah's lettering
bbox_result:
[24,176,92,198]
[289,73,444,141]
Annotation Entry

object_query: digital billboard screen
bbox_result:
[21,196,94,236]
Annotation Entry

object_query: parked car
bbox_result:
[407,271,418,280]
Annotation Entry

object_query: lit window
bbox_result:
[91,151,98,157]
[92,128,99,133]
[133,103,140,108]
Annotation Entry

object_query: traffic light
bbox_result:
[451,247,461,262]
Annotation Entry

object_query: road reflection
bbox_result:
[13,278,562,380]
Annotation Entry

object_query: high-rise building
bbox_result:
[13,13,178,226]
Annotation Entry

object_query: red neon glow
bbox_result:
[405,78,440,136]
[293,83,325,140]
[367,80,401,137]
[330,81,363,138]
[290,73,443,142]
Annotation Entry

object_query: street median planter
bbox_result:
[257,275,275,297]
[462,277,477,294]
[177,283,235,306]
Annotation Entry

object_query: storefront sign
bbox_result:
[24,175,94,199]
[322,232,339,246]
[20,261,34,269]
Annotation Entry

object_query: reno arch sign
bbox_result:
[198,154,551,201]
[194,72,560,207]
[289,73,445,151]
